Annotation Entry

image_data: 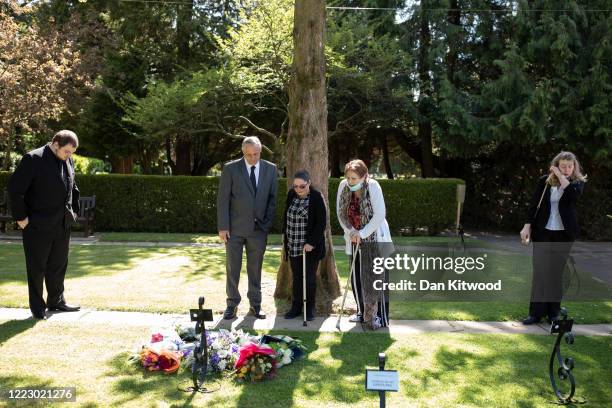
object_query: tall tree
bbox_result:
[0,1,89,169]
[274,0,340,309]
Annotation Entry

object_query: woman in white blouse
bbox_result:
[336,159,393,330]
[520,152,586,325]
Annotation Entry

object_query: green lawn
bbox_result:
[1,243,610,323]
[0,320,609,407]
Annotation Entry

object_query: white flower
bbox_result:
[218,360,227,370]
[281,352,292,366]
[218,350,228,358]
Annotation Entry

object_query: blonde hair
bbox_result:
[344,159,368,178]
[546,151,587,186]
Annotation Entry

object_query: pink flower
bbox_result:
[151,333,164,343]
[234,342,276,369]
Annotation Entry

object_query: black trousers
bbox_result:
[22,223,71,315]
[289,253,318,310]
[529,229,573,320]
[352,253,389,327]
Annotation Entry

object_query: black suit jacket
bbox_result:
[282,187,327,260]
[526,175,584,240]
[8,145,80,231]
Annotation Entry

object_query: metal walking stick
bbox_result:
[303,247,307,327]
[336,240,360,331]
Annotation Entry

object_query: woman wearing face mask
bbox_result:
[282,170,327,321]
[520,151,587,325]
[336,160,393,330]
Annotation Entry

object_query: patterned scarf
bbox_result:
[338,179,376,243]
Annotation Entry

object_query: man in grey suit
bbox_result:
[217,136,278,319]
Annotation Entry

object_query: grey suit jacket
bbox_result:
[217,158,278,236]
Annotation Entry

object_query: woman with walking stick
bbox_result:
[282,170,327,322]
[520,151,586,325]
[337,160,393,330]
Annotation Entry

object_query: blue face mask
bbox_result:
[348,181,363,192]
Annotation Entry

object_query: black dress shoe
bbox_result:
[223,306,237,320]
[284,302,301,319]
[249,306,266,319]
[32,312,47,320]
[48,302,80,312]
[522,315,542,325]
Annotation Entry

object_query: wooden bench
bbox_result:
[0,190,96,237]
[77,195,96,237]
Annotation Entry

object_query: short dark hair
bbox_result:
[293,170,311,182]
[52,130,79,148]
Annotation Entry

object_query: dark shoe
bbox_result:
[284,303,302,319]
[48,302,80,312]
[223,306,238,320]
[248,306,266,319]
[31,311,47,320]
[522,315,542,325]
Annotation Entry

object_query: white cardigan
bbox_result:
[336,178,393,255]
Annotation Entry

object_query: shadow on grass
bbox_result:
[0,319,37,345]
[0,374,53,405]
[326,331,395,404]
[0,245,279,286]
[104,351,199,407]
[403,334,611,407]
[235,330,321,408]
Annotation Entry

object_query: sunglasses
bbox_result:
[293,183,308,189]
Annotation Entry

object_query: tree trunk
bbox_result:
[446,0,461,86]
[418,3,435,178]
[274,0,340,312]
[381,131,394,179]
[174,138,192,175]
[176,0,193,69]
[174,1,193,175]
[329,135,343,178]
[165,138,176,174]
[111,156,134,174]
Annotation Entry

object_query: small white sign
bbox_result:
[365,370,399,392]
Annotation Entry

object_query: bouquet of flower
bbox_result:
[139,347,182,374]
[234,342,277,381]
[260,335,307,368]
[206,330,241,372]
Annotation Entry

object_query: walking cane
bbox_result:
[303,247,307,327]
[336,240,360,331]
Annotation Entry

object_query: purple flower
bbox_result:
[211,354,221,365]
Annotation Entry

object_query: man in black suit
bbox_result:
[8,130,82,320]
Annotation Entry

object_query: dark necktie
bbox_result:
[250,165,257,194]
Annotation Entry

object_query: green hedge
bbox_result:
[0,172,463,234]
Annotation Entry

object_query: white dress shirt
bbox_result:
[545,186,565,230]
[244,159,260,186]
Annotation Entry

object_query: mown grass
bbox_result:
[0,319,609,407]
[1,242,610,323]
